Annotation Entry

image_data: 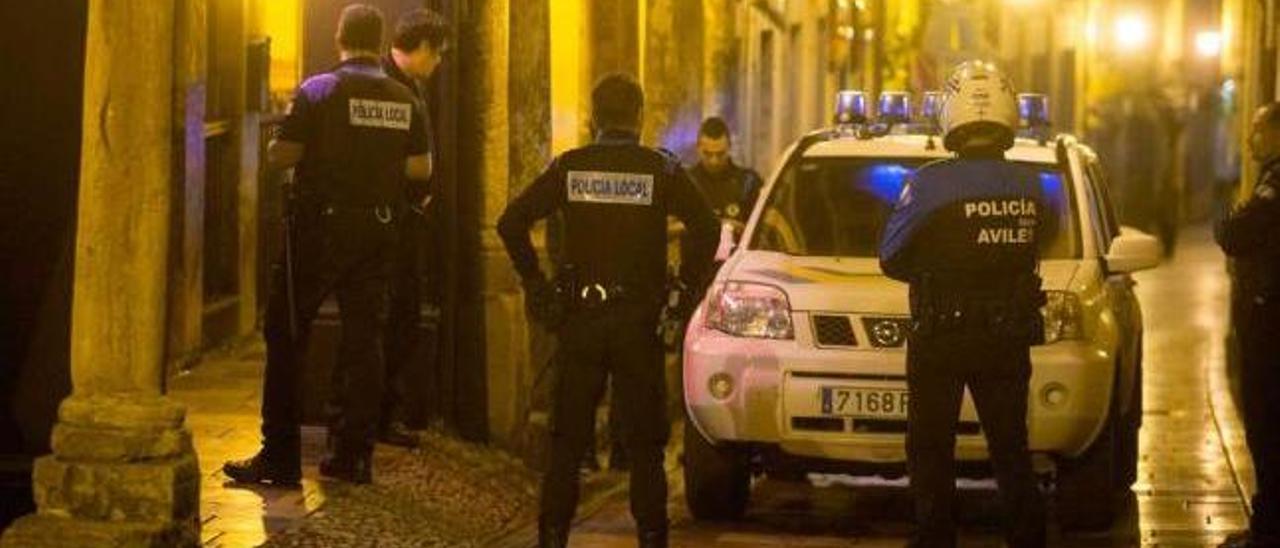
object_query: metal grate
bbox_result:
[813,314,857,346]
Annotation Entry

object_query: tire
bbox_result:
[682,421,750,521]
[1056,395,1120,531]
[1113,363,1142,490]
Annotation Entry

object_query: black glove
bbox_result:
[523,276,563,327]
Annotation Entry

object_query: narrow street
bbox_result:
[564,226,1254,547]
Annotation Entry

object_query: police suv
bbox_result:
[681,92,1161,530]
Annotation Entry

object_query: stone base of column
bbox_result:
[0,395,200,548]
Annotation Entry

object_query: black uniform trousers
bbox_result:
[1235,296,1280,542]
[382,209,427,428]
[262,206,396,457]
[541,300,670,535]
[906,331,1047,548]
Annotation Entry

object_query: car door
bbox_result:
[1083,155,1143,412]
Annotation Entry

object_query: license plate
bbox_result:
[821,386,910,419]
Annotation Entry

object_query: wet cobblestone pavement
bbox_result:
[170,345,541,547]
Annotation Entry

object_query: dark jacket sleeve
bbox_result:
[669,167,721,290]
[878,177,927,282]
[1217,179,1280,257]
[497,160,565,284]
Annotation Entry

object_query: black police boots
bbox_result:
[537,522,569,548]
[638,528,668,548]
[378,420,421,448]
[223,446,302,486]
[319,451,373,484]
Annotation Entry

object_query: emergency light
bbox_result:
[834,90,869,125]
[1018,93,1051,129]
[919,91,944,124]
[877,91,912,125]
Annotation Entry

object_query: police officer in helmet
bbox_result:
[879,61,1052,547]
[224,3,432,485]
[1217,103,1280,548]
[497,73,719,548]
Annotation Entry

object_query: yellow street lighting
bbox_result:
[1113,13,1151,53]
[1195,30,1223,59]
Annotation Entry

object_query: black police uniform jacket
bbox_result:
[878,157,1056,337]
[496,130,720,298]
[381,55,435,206]
[687,162,763,222]
[1218,158,1280,300]
[280,57,430,207]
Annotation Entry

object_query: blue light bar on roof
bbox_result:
[919,91,944,123]
[877,91,912,124]
[1018,93,1051,128]
[834,90,869,125]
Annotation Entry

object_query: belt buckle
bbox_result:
[580,283,608,305]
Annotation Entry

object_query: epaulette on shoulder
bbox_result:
[655,147,682,174]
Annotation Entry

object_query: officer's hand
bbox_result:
[522,277,562,327]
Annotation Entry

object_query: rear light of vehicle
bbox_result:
[1042,291,1083,344]
[704,281,795,340]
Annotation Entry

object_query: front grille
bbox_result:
[813,314,857,346]
[791,416,846,432]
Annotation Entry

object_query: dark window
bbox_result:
[749,157,1081,259]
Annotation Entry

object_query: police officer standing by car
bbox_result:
[224,4,432,485]
[497,73,719,548]
[688,116,763,225]
[376,7,451,449]
[879,61,1052,548]
[1217,103,1280,548]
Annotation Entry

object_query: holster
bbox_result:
[910,272,1045,345]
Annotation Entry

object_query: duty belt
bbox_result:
[321,204,395,224]
[576,282,630,307]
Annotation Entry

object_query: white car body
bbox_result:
[683,132,1159,471]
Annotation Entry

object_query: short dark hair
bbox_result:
[591,73,644,130]
[699,117,730,141]
[338,4,384,52]
[393,8,452,52]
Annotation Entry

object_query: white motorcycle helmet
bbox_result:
[939,60,1019,153]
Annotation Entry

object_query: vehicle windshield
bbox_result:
[748,156,1081,259]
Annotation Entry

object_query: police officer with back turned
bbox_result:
[879,61,1051,548]
[497,73,719,548]
[224,4,432,485]
[1217,103,1280,548]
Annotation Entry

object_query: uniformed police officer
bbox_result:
[497,73,719,548]
[224,4,432,485]
[688,116,763,224]
[1217,103,1280,548]
[879,61,1051,548]
[376,7,450,449]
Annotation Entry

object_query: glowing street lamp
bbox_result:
[1195,30,1223,59]
[1113,13,1151,53]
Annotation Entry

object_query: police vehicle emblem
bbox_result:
[567,171,654,206]
[348,99,412,130]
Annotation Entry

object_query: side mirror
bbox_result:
[1104,227,1161,273]
[714,222,742,262]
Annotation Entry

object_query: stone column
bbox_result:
[2,2,201,546]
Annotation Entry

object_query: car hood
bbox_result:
[721,252,1080,314]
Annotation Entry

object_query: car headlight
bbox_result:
[1041,290,1083,344]
[704,281,795,339]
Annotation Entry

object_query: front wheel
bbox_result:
[1056,400,1121,531]
[682,420,750,521]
